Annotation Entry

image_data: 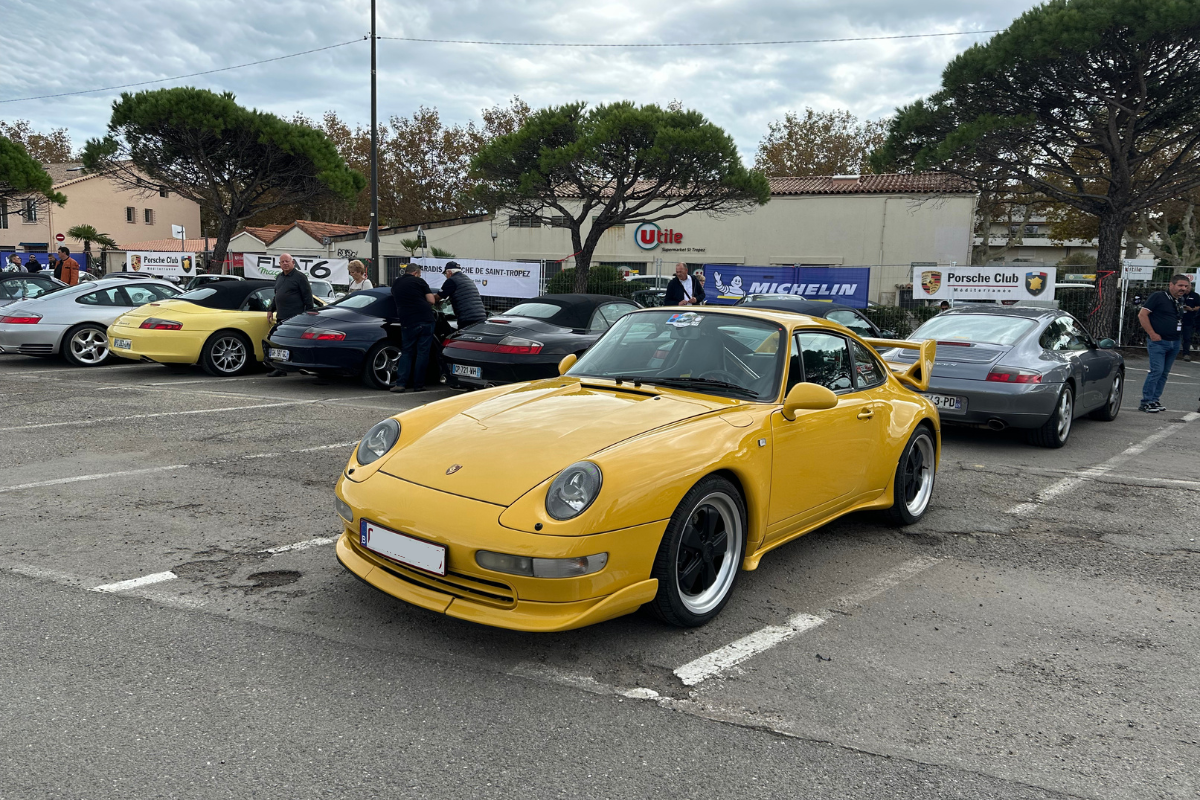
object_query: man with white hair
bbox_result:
[664,262,705,306]
[265,253,314,377]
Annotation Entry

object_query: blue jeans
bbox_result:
[394,323,433,389]
[1141,338,1181,404]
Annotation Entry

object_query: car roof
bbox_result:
[628,304,854,332]
[176,279,273,308]
[937,305,1059,319]
[736,295,860,316]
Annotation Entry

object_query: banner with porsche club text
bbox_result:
[912,265,1055,302]
[125,251,198,278]
[240,254,351,284]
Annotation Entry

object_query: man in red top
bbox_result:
[56,246,80,286]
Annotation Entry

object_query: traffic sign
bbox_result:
[55,233,65,242]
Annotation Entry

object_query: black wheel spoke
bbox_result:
[678,553,705,593]
[682,516,706,550]
[703,507,719,540]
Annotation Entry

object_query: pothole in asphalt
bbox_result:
[245,570,302,590]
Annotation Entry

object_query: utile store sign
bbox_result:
[633,221,682,250]
[913,265,1055,301]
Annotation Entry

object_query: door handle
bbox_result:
[857,408,874,420]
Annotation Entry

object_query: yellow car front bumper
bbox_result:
[335,472,665,632]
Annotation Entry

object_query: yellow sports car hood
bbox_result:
[379,382,725,505]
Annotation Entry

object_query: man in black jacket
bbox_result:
[265,253,315,377]
[664,262,705,306]
[390,263,437,393]
[437,262,487,388]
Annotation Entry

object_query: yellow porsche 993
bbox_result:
[335,307,939,632]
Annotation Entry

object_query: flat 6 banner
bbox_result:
[240,254,350,284]
[912,265,1055,302]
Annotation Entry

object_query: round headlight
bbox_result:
[356,419,400,465]
[545,461,603,520]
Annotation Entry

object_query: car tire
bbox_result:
[361,340,400,390]
[200,331,253,377]
[886,424,937,526]
[1029,384,1074,448]
[61,323,111,367]
[1088,370,1123,421]
[648,475,747,627]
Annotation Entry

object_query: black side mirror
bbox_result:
[1097,338,1117,349]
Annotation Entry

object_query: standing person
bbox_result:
[437,261,487,389]
[693,269,707,305]
[1137,274,1191,412]
[1180,277,1199,362]
[25,254,41,273]
[664,262,705,306]
[347,260,373,292]
[55,247,80,286]
[5,254,25,272]
[48,253,60,280]
[390,263,436,393]
[265,253,315,377]
[938,300,951,313]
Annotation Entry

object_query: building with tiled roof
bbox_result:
[0,162,201,264]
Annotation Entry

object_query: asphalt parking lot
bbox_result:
[2,352,1198,799]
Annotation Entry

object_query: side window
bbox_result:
[587,308,610,332]
[797,332,854,392]
[600,303,636,327]
[827,310,874,338]
[1064,317,1094,350]
[122,283,169,304]
[76,287,124,306]
[242,288,274,312]
[849,340,886,389]
[1039,318,1072,351]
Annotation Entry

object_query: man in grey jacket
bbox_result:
[265,253,314,377]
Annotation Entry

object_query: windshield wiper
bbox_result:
[644,377,759,399]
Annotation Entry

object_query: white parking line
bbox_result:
[0,464,189,494]
[674,556,941,687]
[1008,411,1200,515]
[262,536,338,554]
[92,571,177,593]
[0,400,317,432]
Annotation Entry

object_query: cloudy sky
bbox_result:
[2,0,1043,163]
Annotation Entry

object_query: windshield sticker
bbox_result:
[666,312,702,328]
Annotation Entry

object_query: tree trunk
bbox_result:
[1088,212,1129,340]
[209,214,239,275]
[571,225,589,293]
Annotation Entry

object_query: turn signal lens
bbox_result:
[475,550,608,578]
[987,368,1042,384]
[497,335,543,354]
[301,328,347,341]
[0,314,41,324]
[140,318,183,330]
[335,495,354,524]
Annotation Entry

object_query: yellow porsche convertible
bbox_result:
[335,307,939,632]
[108,279,280,376]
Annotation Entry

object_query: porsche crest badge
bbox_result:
[920,270,942,295]
[446,464,463,475]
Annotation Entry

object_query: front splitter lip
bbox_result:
[336,531,658,632]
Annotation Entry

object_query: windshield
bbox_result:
[333,293,378,309]
[911,314,1038,346]
[310,280,335,297]
[176,287,218,302]
[569,310,785,401]
[505,302,566,320]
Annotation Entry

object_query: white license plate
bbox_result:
[452,364,482,379]
[113,338,132,350]
[360,520,446,576]
[269,348,289,361]
[925,393,966,412]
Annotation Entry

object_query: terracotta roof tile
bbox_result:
[115,237,215,252]
[293,220,369,240]
[766,173,973,195]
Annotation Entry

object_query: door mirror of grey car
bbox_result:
[1097,338,1117,349]
[782,382,839,420]
[558,354,578,375]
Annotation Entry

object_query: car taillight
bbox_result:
[0,314,41,324]
[936,340,973,347]
[496,335,543,354]
[140,318,183,330]
[300,328,347,341]
[987,368,1042,384]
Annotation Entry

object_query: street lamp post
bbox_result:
[369,0,380,283]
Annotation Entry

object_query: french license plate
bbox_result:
[269,348,289,361]
[452,364,482,379]
[925,393,966,412]
[113,338,132,350]
[360,520,446,576]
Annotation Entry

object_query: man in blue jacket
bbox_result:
[664,262,705,306]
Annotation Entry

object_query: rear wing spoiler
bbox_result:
[863,338,936,393]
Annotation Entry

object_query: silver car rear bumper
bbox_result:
[923,377,1062,429]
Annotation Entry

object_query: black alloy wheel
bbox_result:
[648,475,746,627]
[887,425,937,526]
[361,341,400,390]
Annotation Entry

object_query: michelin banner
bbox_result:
[706,265,871,308]
[240,254,351,284]
[125,252,198,278]
[913,265,1055,302]
[411,258,541,299]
